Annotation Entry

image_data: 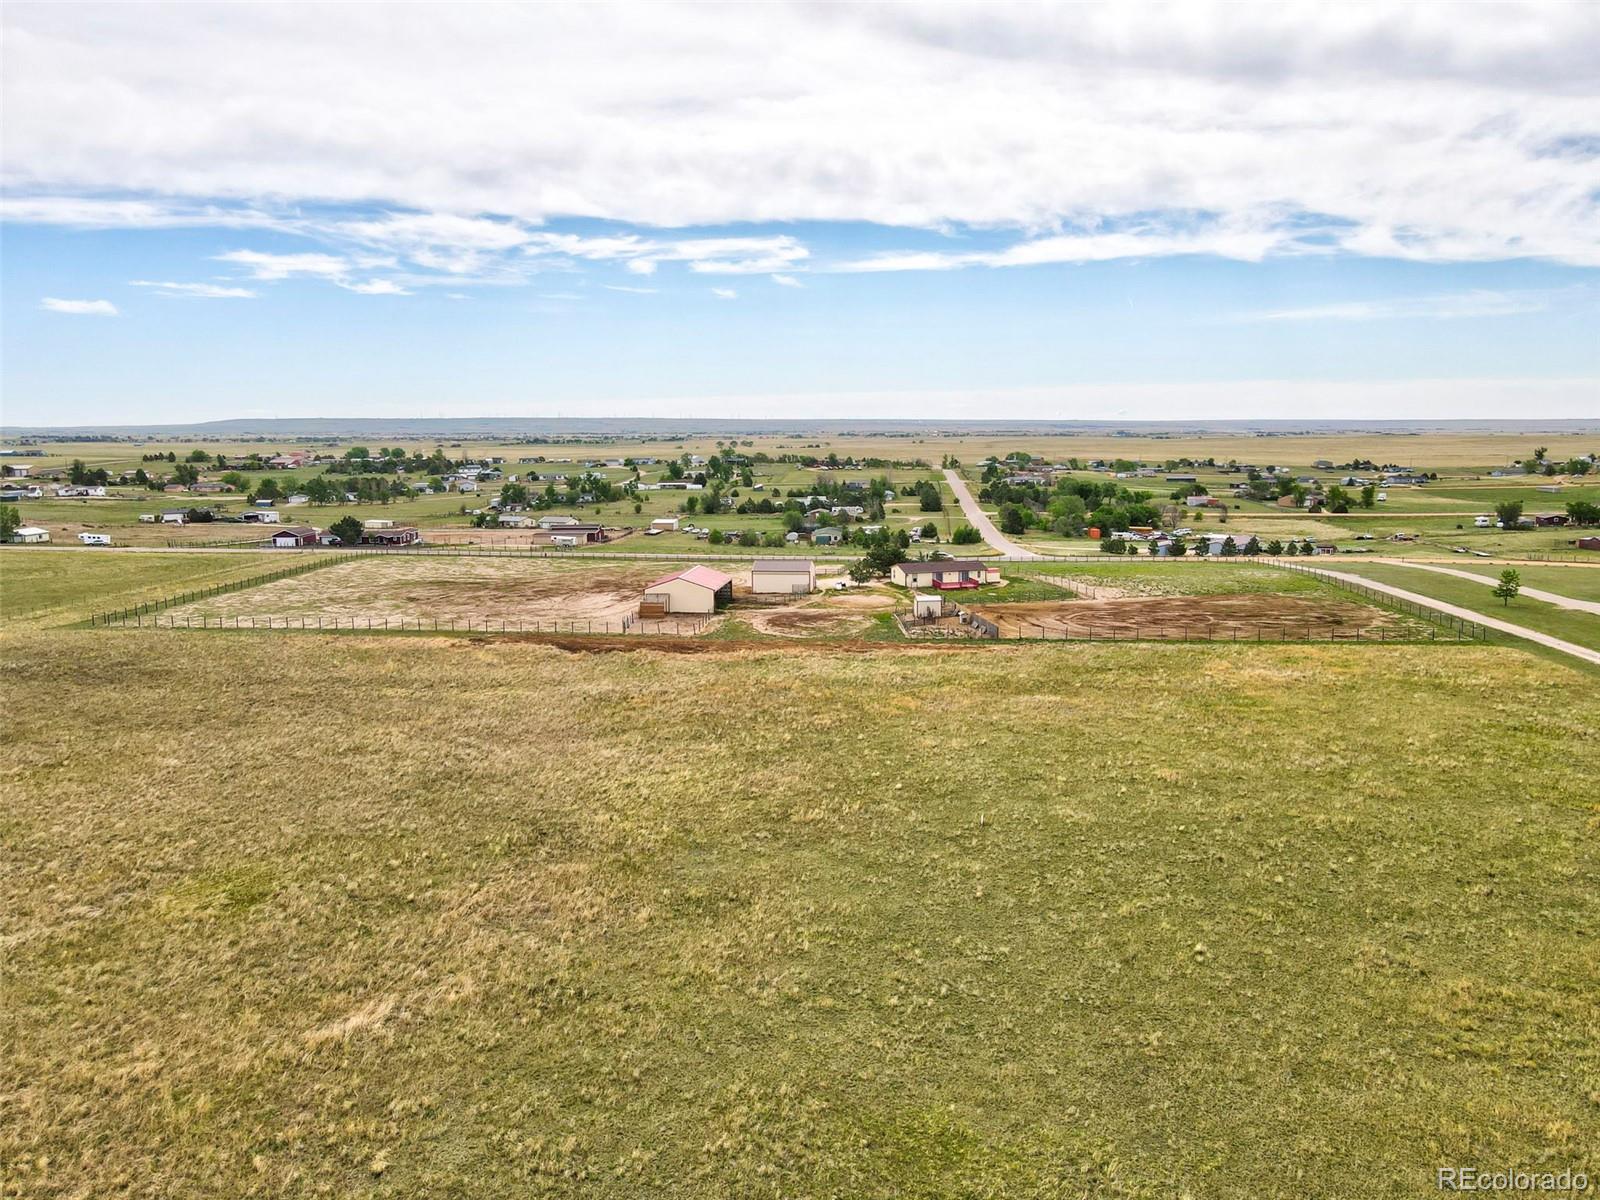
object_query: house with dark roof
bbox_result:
[890,560,1000,589]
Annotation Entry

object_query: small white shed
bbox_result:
[11,526,50,543]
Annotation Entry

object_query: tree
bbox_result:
[917,481,943,512]
[1493,569,1521,606]
[920,522,938,540]
[951,525,981,545]
[1265,538,1284,555]
[1566,500,1599,526]
[1360,484,1377,508]
[1242,536,1261,555]
[708,529,724,545]
[329,516,364,546]
[1495,500,1524,529]
[999,504,1028,536]
[0,504,20,541]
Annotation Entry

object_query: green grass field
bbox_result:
[3,628,1595,1198]
[1329,562,1600,652]
[0,548,280,626]
[1406,563,1600,603]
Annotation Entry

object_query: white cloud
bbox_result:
[214,250,350,281]
[1241,290,1558,322]
[710,287,737,300]
[3,4,1597,266]
[524,232,808,275]
[604,284,658,294]
[40,297,117,315]
[770,274,803,288]
[130,279,257,298]
[338,279,410,295]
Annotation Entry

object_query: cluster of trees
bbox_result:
[68,459,111,486]
[1520,447,1593,477]
[326,447,456,477]
[1099,535,1311,557]
[976,475,1163,538]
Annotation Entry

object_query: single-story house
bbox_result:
[811,527,844,546]
[641,565,733,615]
[538,514,580,528]
[270,526,318,548]
[361,527,420,546]
[10,525,50,543]
[751,558,815,595]
[890,559,1001,589]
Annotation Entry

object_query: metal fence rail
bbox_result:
[95,611,708,637]
[89,555,349,627]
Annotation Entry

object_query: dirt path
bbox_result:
[1377,561,1600,615]
[944,469,1037,559]
[1305,566,1600,667]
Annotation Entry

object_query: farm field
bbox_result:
[0,548,280,626]
[1402,561,1600,603]
[1327,562,1600,653]
[2,628,1595,1198]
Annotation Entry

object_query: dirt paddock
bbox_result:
[971,594,1406,640]
[156,557,752,631]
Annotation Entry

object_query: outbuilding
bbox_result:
[890,559,1000,589]
[270,526,318,548]
[10,525,50,543]
[640,565,733,616]
[912,593,944,619]
[750,558,815,595]
[650,517,680,532]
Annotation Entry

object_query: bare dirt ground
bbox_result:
[158,557,753,629]
[742,587,897,638]
[972,594,1409,640]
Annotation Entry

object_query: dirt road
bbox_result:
[943,469,1038,559]
[1378,561,1600,615]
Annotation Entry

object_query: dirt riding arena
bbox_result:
[971,594,1411,641]
[743,587,897,638]
[155,557,755,633]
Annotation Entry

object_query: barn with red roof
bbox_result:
[639,565,734,616]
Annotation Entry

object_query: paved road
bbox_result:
[1305,565,1600,667]
[943,469,1039,559]
[1376,560,1600,615]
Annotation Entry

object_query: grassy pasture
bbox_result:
[0,548,279,626]
[1328,562,1600,653]
[2,630,1595,1198]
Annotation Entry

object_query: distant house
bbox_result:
[2,464,33,477]
[538,514,580,528]
[1575,536,1600,551]
[1166,474,1197,483]
[811,527,844,546]
[163,483,189,493]
[640,565,733,616]
[650,517,680,533]
[361,527,421,546]
[890,560,1000,589]
[189,481,233,494]
[10,525,50,543]
[751,558,815,595]
[270,526,318,548]
[1184,495,1220,508]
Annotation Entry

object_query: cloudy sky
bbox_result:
[2,1,1597,425]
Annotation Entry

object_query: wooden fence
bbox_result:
[88,555,347,627]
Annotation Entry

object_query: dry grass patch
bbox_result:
[2,630,1595,1198]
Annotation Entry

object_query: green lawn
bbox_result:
[1331,562,1600,652]
[1403,562,1600,603]
[3,630,1594,1198]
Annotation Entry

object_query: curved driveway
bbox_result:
[943,469,1038,559]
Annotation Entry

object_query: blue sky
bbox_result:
[2,3,1597,425]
